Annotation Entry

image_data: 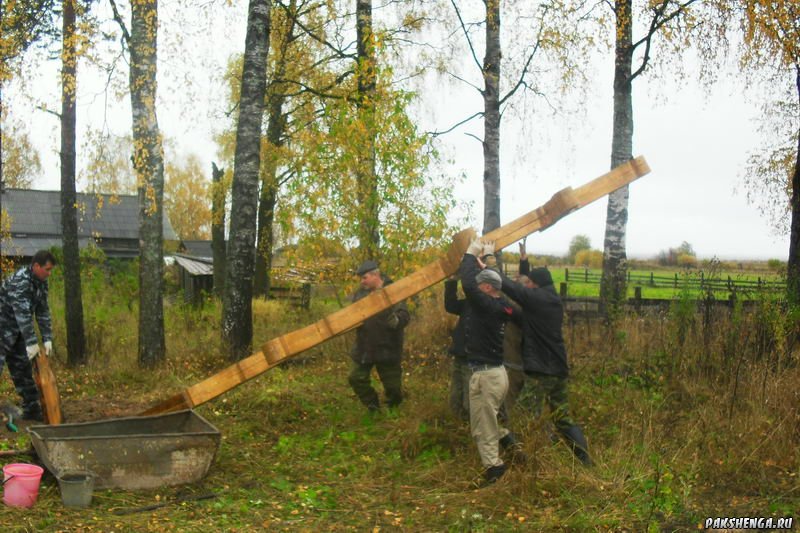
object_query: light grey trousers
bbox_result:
[468,365,510,468]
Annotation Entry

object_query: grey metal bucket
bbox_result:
[57,472,94,508]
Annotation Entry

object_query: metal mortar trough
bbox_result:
[28,410,220,490]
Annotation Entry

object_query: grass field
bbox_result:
[0,270,798,531]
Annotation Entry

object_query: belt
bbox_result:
[468,363,502,373]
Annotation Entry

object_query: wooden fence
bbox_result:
[560,268,786,294]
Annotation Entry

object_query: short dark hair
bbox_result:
[32,250,57,267]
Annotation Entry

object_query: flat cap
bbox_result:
[356,260,379,276]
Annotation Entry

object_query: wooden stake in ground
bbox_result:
[34,349,62,424]
[142,157,651,415]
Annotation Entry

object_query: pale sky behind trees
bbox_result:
[4,0,791,261]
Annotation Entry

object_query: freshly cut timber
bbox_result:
[34,349,62,424]
[142,157,651,415]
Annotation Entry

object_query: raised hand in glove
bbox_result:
[466,237,484,257]
[387,312,401,330]
[482,240,496,256]
[43,341,52,356]
[26,344,40,361]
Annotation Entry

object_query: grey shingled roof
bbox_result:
[174,253,213,276]
[180,240,213,260]
[1,188,178,241]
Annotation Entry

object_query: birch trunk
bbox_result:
[222,0,271,360]
[600,0,634,314]
[788,66,800,304]
[482,0,501,235]
[130,0,166,367]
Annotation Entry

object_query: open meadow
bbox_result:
[0,262,798,531]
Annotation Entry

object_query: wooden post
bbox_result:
[634,286,642,312]
[560,282,567,299]
[584,268,589,283]
[650,271,654,286]
[565,267,569,282]
[674,273,678,288]
[140,157,652,415]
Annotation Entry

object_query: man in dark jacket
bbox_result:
[0,250,56,422]
[498,260,593,466]
[348,260,410,412]
[459,240,523,484]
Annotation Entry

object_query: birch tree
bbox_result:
[110,0,167,367]
[222,0,271,360]
[598,0,698,313]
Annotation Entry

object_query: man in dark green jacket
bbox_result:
[348,260,410,412]
[0,250,56,422]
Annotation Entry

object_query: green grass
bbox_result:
[0,268,798,531]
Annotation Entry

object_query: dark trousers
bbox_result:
[348,360,403,408]
[0,334,41,411]
[517,372,575,432]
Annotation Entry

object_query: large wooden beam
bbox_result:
[141,157,651,415]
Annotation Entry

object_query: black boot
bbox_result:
[482,463,507,485]
[21,403,44,423]
[559,425,593,466]
[499,432,527,464]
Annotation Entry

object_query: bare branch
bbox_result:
[451,0,483,72]
[465,132,483,144]
[107,0,130,46]
[500,29,543,105]
[444,70,483,93]
[426,111,484,138]
[630,0,699,80]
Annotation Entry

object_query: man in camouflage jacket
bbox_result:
[0,250,56,421]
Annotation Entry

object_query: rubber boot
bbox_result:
[499,432,527,464]
[559,425,593,466]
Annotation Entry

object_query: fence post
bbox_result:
[700,271,704,290]
[565,268,569,282]
[584,268,588,283]
[727,275,732,291]
[560,282,568,299]
[650,271,654,286]
[634,286,642,310]
[674,273,678,289]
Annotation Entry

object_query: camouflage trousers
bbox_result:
[348,360,403,409]
[448,358,470,421]
[0,333,41,412]
[517,372,576,432]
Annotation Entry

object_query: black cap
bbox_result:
[356,260,379,276]
[529,267,553,287]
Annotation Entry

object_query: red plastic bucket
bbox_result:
[2,463,44,508]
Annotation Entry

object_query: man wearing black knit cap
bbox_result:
[498,254,593,466]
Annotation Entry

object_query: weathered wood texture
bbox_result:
[34,350,62,425]
[141,157,651,415]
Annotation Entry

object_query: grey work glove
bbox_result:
[466,238,484,257]
[482,240,496,256]
[26,344,39,361]
[387,312,401,330]
[43,341,52,356]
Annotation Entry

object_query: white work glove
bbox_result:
[386,312,400,330]
[43,341,52,356]
[466,238,484,257]
[482,240,496,256]
[26,344,40,361]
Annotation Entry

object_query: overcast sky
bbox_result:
[5,1,791,261]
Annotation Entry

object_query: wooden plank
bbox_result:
[34,350,62,425]
[141,157,650,415]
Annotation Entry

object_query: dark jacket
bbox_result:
[350,276,410,364]
[499,273,569,377]
[444,279,468,359]
[458,254,520,366]
[0,265,53,349]
[519,258,530,277]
